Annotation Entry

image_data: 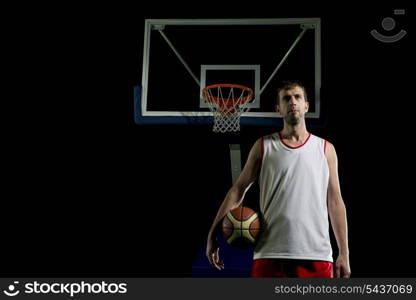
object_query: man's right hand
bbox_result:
[206,236,224,270]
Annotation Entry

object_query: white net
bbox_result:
[201,84,253,133]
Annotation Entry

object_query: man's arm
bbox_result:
[326,141,351,278]
[206,138,262,270]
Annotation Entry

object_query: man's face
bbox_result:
[276,86,309,125]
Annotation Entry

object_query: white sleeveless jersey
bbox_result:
[254,133,333,262]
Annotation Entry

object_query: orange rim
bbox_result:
[201,84,253,106]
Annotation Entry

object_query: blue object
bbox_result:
[192,232,254,277]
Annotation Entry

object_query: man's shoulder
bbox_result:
[310,134,333,146]
[261,132,279,140]
[311,133,325,141]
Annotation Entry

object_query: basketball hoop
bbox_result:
[201,84,253,133]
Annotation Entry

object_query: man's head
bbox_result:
[276,81,309,126]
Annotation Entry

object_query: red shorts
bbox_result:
[251,258,333,278]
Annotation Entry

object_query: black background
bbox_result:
[2,1,414,277]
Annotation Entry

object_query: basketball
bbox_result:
[222,206,261,249]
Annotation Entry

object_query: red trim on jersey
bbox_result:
[278,132,311,149]
[324,140,327,154]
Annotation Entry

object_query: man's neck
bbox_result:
[280,122,309,141]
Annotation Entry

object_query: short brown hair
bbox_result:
[276,80,308,103]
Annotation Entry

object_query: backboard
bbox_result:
[135,18,322,127]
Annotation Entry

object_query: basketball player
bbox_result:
[206,81,350,278]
